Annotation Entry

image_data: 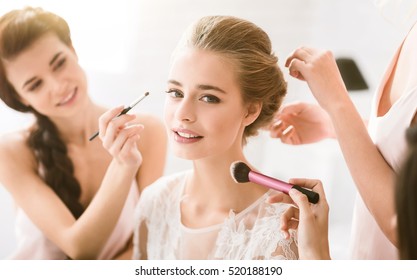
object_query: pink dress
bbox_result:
[349,27,417,259]
[8,182,139,259]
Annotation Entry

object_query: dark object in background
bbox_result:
[336,57,368,91]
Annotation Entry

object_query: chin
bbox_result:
[172,150,199,160]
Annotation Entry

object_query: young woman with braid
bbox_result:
[0,7,167,259]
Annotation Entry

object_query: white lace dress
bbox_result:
[133,170,298,260]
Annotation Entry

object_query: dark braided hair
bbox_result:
[396,125,417,259]
[0,7,84,218]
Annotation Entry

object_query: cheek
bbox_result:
[208,111,243,137]
[22,94,50,114]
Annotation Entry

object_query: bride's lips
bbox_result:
[172,128,203,144]
[56,88,77,106]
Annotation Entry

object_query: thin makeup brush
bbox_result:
[88,92,150,141]
[230,161,319,204]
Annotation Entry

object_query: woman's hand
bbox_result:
[98,106,143,167]
[268,178,331,260]
[285,47,349,112]
[269,102,335,145]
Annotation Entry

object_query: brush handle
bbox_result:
[88,107,132,141]
[88,92,149,141]
[291,185,320,204]
[249,171,319,204]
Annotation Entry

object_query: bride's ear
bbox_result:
[243,102,262,126]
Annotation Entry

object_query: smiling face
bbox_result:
[3,32,89,118]
[164,48,257,160]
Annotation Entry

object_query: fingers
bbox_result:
[280,206,300,239]
[285,47,313,67]
[287,60,306,81]
[267,192,294,204]
[285,47,314,81]
[269,120,294,139]
[98,105,124,139]
[118,134,143,165]
[269,102,307,140]
[106,124,144,156]
[98,106,145,166]
[288,188,312,215]
[269,122,300,145]
[287,178,328,213]
[288,178,325,197]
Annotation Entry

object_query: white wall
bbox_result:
[0,0,409,259]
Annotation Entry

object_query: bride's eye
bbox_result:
[165,89,183,98]
[201,95,220,104]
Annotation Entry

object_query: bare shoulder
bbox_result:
[0,130,36,177]
[0,130,32,158]
[135,113,166,142]
[135,112,165,130]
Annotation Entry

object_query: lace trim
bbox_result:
[214,202,297,260]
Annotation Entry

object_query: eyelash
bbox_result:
[53,58,66,71]
[166,89,183,98]
[29,80,42,91]
[27,58,67,92]
[165,89,221,104]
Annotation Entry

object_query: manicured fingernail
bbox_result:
[282,125,294,135]
[274,120,282,127]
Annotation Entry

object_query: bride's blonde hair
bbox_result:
[173,16,287,144]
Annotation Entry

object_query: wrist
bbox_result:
[110,158,140,176]
[301,248,331,260]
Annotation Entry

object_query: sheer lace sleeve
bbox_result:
[133,174,298,260]
[214,194,298,260]
[133,172,188,259]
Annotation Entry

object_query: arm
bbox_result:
[134,113,167,193]
[0,107,144,259]
[113,114,166,260]
[286,47,398,245]
[113,237,133,260]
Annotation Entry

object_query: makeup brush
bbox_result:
[230,161,319,204]
[89,92,150,141]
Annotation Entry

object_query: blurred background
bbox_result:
[0,0,412,259]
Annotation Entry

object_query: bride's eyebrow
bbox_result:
[167,79,226,94]
[197,84,226,94]
[49,51,62,66]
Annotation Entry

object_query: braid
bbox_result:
[28,112,84,218]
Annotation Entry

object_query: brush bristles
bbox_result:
[230,161,251,183]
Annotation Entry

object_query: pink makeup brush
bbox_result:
[230,161,319,204]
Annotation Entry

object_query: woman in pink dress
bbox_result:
[276,125,417,260]
[269,2,417,259]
